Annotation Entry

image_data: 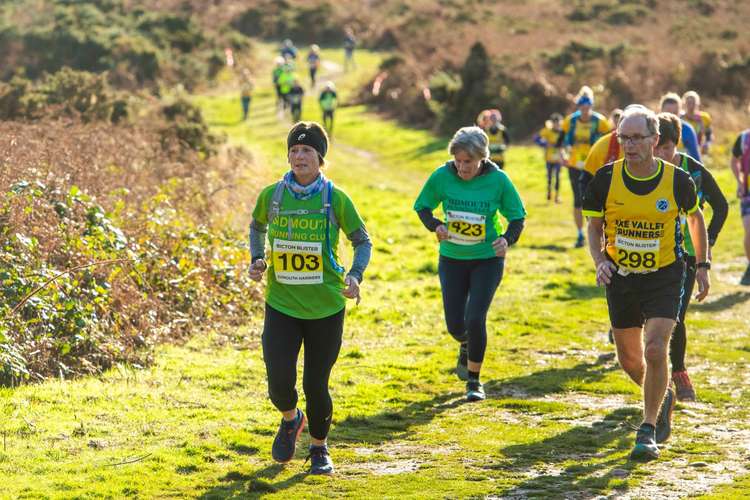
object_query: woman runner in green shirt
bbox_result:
[248,122,372,475]
[414,126,526,401]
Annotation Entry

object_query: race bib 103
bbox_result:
[272,239,323,285]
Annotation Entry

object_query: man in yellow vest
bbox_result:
[583,105,710,462]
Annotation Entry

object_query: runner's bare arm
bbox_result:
[587,216,615,286]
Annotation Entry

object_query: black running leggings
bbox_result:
[262,304,344,440]
[438,256,504,364]
[671,256,696,372]
[546,162,561,194]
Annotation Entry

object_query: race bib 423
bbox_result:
[272,239,323,285]
[446,210,486,245]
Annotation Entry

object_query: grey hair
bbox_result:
[448,126,489,160]
[618,104,660,136]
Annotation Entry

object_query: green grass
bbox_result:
[2,43,750,498]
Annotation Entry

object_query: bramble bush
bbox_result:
[0,117,260,386]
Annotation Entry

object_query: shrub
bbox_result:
[0,68,128,123]
[0,119,259,385]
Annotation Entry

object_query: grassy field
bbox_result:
[2,44,750,499]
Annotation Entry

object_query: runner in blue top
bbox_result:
[659,93,701,162]
[280,39,298,60]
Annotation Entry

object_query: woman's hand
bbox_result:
[492,237,508,257]
[342,275,360,300]
[248,259,267,281]
[435,224,450,242]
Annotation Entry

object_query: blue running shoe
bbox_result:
[271,408,305,463]
[307,445,334,475]
[466,379,485,402]
[630,423,659,461]
[656,387,676,443]
[456,342,468,381]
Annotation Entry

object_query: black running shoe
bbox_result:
[456,342,468,381]
[307,445,334,475]
[466,379,485,402]
[741,265,750,286]
[630,424,659,461]
[655,387,676,443]
[271,408,305,464]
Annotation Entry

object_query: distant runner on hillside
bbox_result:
[582,108,625,194]
[277,62,296,112]
[414,126,526,402]
[280,38,298,60]
[533,112,565,203]
[559,86,612,248]
[343,27,356,72]
[239,68,253,121]
[476,109,509,170]
[288,79,305,122]
[307,44,321,88]
[659,92,701,162]
[272,57,285,110]
[319,81,338,133]
[681,90,713,156]
[248,122,371,475]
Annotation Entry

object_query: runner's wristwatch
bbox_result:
[696,261,711,270]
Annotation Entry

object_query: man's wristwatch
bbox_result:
[696,261,711,270]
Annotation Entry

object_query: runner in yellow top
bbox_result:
[681,90,712,156]
[583,105,710,462]
[533,113,565,202]
[582,108,625,190]
[477,109,510,169]
[560,86,612,247]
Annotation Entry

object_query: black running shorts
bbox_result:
[605,259,686,329]
[568,168,584,208]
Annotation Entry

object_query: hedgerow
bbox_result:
[0,116,259,386]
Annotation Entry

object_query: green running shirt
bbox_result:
[414,162,526,260]
[253,183,365,319]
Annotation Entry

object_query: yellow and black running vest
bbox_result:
[487,126,507,163]
[604,159,681,273]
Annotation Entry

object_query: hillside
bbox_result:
[218,0,750,136]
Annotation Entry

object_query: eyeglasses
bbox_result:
[617,134,653,145]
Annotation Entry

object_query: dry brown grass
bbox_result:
[0,116,263,383]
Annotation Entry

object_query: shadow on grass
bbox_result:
[332,390,466,444]
[485,358,619,398]
[406,138,449,160]
[542,280,602,301]
[526,243,570,253]
[490,407,641,498]
[199,464,306,499]
[198,391,466,498]
[691,291,750,312]
[207,118,245,127]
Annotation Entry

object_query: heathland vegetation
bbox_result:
[2,1,750,497]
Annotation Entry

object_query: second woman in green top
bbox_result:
[414,126,526,401]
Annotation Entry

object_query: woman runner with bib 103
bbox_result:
[414,126,526,402]
[248,122,372,475]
